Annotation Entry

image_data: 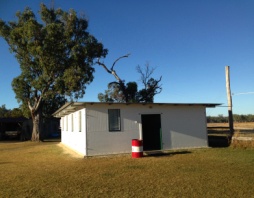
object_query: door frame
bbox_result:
[141,114,162,151]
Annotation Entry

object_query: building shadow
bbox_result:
[144,150,192,157]
[42,138,61,143]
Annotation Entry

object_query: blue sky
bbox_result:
[0,0,253,116]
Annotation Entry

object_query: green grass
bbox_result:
[0,142,254,198]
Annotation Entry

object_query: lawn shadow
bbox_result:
[0,140,23,144]
[43,138,61,143]
[0,138,61,143]
[144,150,191,158]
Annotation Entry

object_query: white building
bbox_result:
[53,102,219,157]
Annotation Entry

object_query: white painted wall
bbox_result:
[84,104,208,156]
[86,104,140,156]
[59,103,208,156]
[160,106,208,149]
[61,108,87,156]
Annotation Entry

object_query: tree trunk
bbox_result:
[31,107,43,141]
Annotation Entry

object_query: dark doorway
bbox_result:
[141,114,162,151]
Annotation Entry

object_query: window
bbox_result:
[71,114,74,132]
[79,111,82,132]
[108,109,121,131]
[66,116,68,132]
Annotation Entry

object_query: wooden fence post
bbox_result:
[225,66,234,135]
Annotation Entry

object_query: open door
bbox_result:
[141,114,162,151]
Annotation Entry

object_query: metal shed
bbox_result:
[53,102,220,156]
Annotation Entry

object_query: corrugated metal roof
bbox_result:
[52,102,221,118]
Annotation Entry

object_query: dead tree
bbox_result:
[136,63,162,102]
[97,54,162,103]
[97,54,131,102]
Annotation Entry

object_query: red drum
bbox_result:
[132,139,143,158]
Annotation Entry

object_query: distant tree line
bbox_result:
[207,114,254,123]
[0,105,23,118]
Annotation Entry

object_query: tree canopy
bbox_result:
[0,4,107,141]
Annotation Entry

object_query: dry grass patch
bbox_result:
[208,122,254,148]
[0,142,254,197]
[208,122,254,129]
[231,130,254,149]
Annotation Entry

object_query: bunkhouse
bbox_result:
[53,102,220,157]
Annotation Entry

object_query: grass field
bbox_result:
[207,122,254,129]
[0,142,254,197]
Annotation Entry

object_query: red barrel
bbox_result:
[132,139,143,158]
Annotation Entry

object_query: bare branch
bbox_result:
[111,70,122,82]
[97,60,122,82]
[96,60,112,74]
[150,76,162,94]
[111,53,130,71]
[97,54,131,102]
[96,54,131,83]
[136,63,156,89]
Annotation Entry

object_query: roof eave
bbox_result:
[52,102,222,118]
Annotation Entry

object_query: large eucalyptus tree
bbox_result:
[0,4,107,141]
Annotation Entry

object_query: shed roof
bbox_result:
[52,102,221,118]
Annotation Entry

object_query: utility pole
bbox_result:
[225,66,234,135]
